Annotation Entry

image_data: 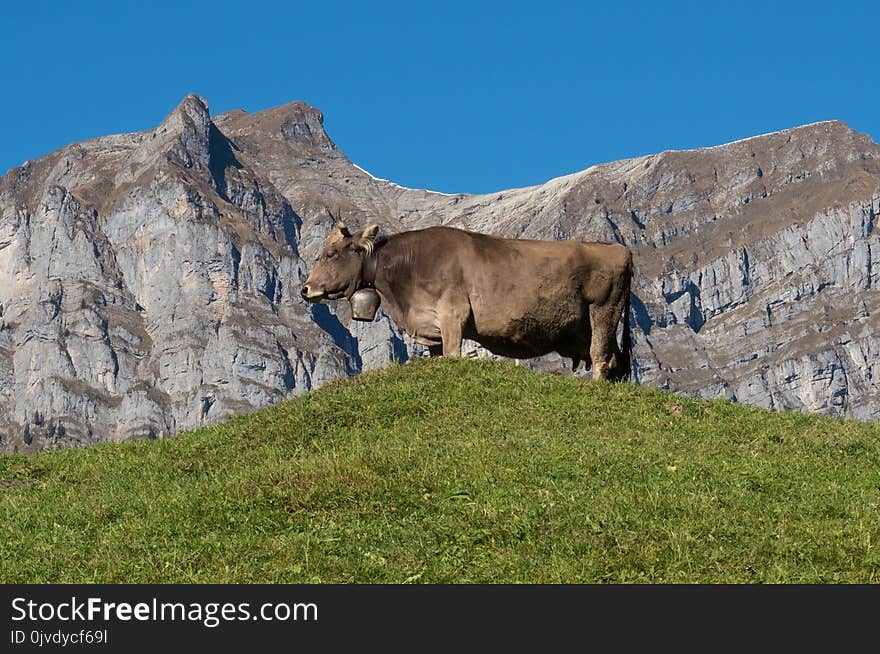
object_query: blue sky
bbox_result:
[2,1,877,194]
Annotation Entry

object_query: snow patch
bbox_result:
[350,163,460,196]
[666,121,842,154]
[542,166,598,188]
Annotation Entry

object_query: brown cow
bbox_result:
[301,223,633,381]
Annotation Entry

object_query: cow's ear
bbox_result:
[335,221,351,238]
[357,224,380,254]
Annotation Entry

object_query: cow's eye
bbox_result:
[326,251,337,261]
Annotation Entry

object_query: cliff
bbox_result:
[1,95,877,450]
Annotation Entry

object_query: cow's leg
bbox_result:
[575,312,592,373]
[438,300,470,357]
[588,302,622,381]
[440,318,463,357]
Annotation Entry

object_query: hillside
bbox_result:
[1,93,878,451]
[2,359,878,583]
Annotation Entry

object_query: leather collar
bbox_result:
[361,251,378,289]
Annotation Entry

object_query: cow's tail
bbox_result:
[620,291,632,381]
[619,255,633,381]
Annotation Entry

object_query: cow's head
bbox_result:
[300,222,380,302]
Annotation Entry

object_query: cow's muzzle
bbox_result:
[300,285,324,302]
[300,285,345,302]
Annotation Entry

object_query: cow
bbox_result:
[300,222,633,381]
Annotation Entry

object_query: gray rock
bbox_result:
[1,98,878,452]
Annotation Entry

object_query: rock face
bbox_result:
[1,94,877,451]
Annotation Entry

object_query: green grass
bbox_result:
[2,358,879,583]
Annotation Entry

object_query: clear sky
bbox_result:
[2,0,877,194]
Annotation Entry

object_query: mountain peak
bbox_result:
[111,94,215,189]
[675,119,870,158]
[151,93,213,166]
[217,100,337,153]
[155,93,212,135]
[175,92,210,114]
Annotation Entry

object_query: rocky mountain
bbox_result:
[1,94,877,451]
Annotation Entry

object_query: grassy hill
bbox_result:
[2,359,879,583]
